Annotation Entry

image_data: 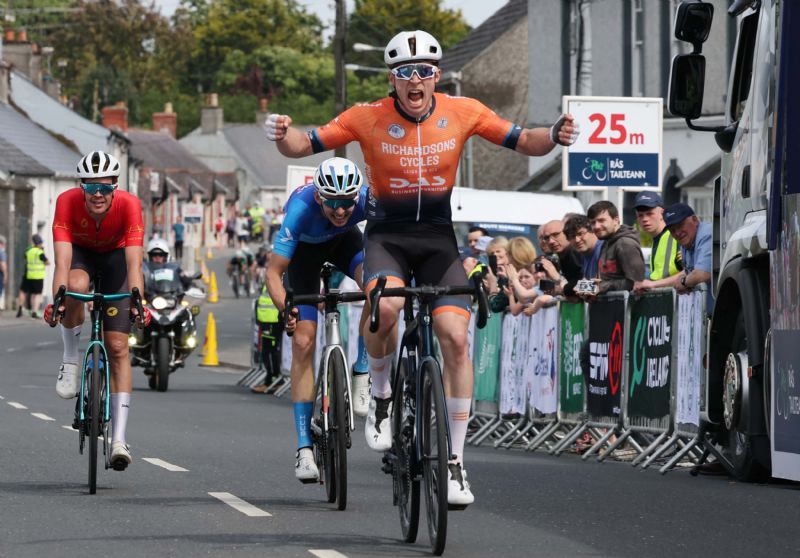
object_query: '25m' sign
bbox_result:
[562,96,663,190]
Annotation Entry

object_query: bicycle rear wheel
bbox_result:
[393,357,420,543]
[88,344,101,495]
[421,359,448,555]
[327,349,348,510]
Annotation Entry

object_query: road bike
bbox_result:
[49,285,144,495]
[285,263,366,510]
[369,272,488,555]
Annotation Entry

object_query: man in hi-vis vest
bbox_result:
[632,192,681,294]
[250,284,284,394]
[17,234,49,318]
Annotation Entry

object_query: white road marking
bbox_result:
[208,492,271,517]
[62,425,75,431]
[309,551,349,558]
[143,458,189,472]
[8,401,27,409]
[7,348,17,352]
[36,341,58,347]
[0,394,5,399]
[31,412,56,421]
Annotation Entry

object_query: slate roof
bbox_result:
[10,70,123,154]
[440,0,528,74]
[675,153,721,189]
[0,102,80,176]
[0,136,53,176]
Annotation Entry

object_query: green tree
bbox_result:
[347,0,470,67]
[0,0,74,45]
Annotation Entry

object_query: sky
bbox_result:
[154,0,505,32]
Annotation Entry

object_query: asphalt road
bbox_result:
[1,251,798,558]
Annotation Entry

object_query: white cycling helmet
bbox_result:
[147,238,170,258]
[384,30,442,66]
[77,150,121,180]
[313,157,363,198]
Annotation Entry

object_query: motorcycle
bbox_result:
[129,264,204,392]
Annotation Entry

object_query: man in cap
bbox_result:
[632,191,681,294]
[17,234,49,318]
[664,202,713,312]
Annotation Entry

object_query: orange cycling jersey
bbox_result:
[52,188,144,252]
[310,93,522,224]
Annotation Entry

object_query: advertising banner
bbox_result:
[627,292,673,419]
[559,302,586,415]
[771,329,800,481]
[473,311,502,402]
[531,306,559,414]
[587,298,626,417]
[676,290,703,426]
[499,314,530,415]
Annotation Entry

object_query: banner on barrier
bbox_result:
[531,305,559,414]
[772,329,800,481]
[676,291,703,426]
[587,297,625,417]
[474,311,502,402]
[628,292,673,419]
[500,314,530,415]
[559,302,586,415]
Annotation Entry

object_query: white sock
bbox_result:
[368,354,393,399]
[111,392,131,445]
[446,397,472,465]
[61,324,82,364]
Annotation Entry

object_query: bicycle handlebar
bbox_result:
[283,287,366,338]
[47,285,144,328]
[368,270,490,333]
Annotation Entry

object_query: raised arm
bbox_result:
[264,114,314,158]
[515,113,580,157]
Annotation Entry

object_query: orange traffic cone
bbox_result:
[201,259,210,285]
[206,247,213,260]
[208,271,219,303]
[200,312,219,366]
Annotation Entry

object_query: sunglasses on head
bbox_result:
[321,197,357,210]
[81,183,117,196]
[391,63,438,81]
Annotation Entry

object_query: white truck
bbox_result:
[669,0,799,481]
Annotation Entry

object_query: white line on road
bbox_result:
[143,458,189,472]
[8,401,27,409]
[0,394,5,399]
[31,412,55,421]
[309,550,349,558]
[36,341,58,347]
[62,425,74,431]
[7,348,17,352]
[208,492,271,517]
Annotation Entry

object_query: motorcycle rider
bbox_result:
[143,238,192,293]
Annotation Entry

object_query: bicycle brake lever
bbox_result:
[369,275,387,333]
[284,288,296,337]
[49,285,66,328]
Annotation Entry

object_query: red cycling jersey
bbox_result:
[310,93,521,224]
[52,188,144,252]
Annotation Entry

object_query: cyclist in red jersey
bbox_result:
[265,30,580,507]
[46,150,149,471]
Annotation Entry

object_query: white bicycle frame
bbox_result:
[317,309,355,434]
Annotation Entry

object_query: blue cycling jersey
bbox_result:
[273,184,368,260]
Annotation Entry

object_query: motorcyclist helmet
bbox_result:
[384,30,442,66]
[147,238,170,261]
[313,157,362,199]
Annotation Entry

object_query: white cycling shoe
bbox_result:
[351,374,370,418]
[56,363,80,399]
[365,397,392,451]
[447,463,474,508]
[110,442,132,471]
[295,447,319,483]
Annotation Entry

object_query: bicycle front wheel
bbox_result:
[321,350,348,510]
[421,359,448,556]
[88,344,102,495]
[393,357,420,543]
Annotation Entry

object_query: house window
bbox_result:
[686,189,714,224]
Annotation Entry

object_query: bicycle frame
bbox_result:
[317,308,355,435]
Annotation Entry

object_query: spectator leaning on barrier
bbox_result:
[664,202,714,313]
[632,192,681,294]
[539,219,582,285]
[507,236,537,271]
[588,201,645,294]
[562,214,604,298]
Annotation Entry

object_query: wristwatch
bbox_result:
[680,275,688,288]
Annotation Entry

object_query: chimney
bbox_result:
[101,101,129,132]
[201,92,224,134]
[16,29,28,43]
[152,102,177,138]
[3,29,14,43]
[255,97,269,124]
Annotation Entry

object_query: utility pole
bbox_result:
[333,0,346,157]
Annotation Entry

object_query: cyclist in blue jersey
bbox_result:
[266,157,371,482]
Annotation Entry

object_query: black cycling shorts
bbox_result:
[363,222,470,317]
[20,277,44,295]
[70,245,131,333]
[288,227,364,321]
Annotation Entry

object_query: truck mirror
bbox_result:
[668,54,706,120]
[674,1,714,49]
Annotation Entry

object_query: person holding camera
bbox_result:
[538,220,583,285]
[562,215,604,299]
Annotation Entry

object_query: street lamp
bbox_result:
[352,42,383,53]
[345,63,386,74]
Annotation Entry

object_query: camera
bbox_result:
[488,254,498,275]
[575,278,599,296]
[539,278,557,293]
[497,276,509,289]
[534,262,545,273]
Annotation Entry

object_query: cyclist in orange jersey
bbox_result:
[265,30,580,507]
